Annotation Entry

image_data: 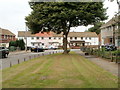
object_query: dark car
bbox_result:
[0,47,9,58]
[31,46,44,52]
[104,44,117,51]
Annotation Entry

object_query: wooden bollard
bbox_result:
[111,53,113,62]
[115,54,118,63]
[24,58,26,62]
[10,61,12,67]
[53,52,54,54]
[18,59,20,64]
[29,56,31,59]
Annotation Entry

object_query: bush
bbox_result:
[9,46,17,51]
[113,50,120,55]
[9,39,25,50]
[9,41,17,47]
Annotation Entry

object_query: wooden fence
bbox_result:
[81,47,120,63]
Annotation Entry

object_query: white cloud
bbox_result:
[0,0,31,36]
[103,0,118,21]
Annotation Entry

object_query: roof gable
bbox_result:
[0,28,15,36]
[100,16,119,29]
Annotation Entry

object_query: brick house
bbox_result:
[100,16,119,47]
[0,28,16,47]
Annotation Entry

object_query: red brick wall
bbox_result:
[0,34,16,43]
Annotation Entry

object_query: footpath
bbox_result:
[76,50,118,77]
[9,50,31,55]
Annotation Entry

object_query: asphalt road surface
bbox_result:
[0,50,64,69]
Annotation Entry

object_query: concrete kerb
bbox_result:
[6,51,63,69]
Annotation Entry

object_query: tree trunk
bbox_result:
[63,33,68,54]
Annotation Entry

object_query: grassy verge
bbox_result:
[2,52,118,88]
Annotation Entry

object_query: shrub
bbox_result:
[113,50,120,55]
[9,46,17,51]
[9,39,25,50]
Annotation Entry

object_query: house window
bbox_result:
[59,37,61,39]
[54,37,56,39]
[42,43,44,45]
[110,38,112,43]
[75,37,77,40]
[32,43,34,46]
[41,37,44,39]
[5,35,7,39]
[2,35,4,38]
[89,37,91,40]
[81,37,83,40]
[10,36,12,39]
[49,37,51,39]
[59,43,61,46]
[85,37,87,40]
[24,37,26,39]
[31,37,34,40]
[70,37,72,40]
[36,37,39,39]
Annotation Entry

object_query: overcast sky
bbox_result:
[0,0,119,36]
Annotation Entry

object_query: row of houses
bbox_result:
[18,31,98,49]
[0,16,119,49]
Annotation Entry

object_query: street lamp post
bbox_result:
[25,22,27,52]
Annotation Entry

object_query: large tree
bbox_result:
[86,22,105,34]
[25,2,107,54]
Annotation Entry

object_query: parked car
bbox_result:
[0,47,9,58]
[103,44,117,51]
[31,46,44,52]
[48,45,58,50]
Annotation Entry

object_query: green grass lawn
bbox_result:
[2,52,118,88]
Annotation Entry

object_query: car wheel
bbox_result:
[2,54,6,58]
[6,54,8,58]
[4,54,7,58]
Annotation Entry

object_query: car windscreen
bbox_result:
[0,47,5,49]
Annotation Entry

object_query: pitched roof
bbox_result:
[35,32,53,37]
[18,31,35,37]
[68,32,98,37]
[18,31,98,37]
[100,16,119,29]
[0,28,15,36]
[53,32,98,37]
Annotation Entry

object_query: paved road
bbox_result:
[0,50,64,69]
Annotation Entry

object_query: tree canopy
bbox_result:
[86,22,105,34]
[25,2,107,54]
